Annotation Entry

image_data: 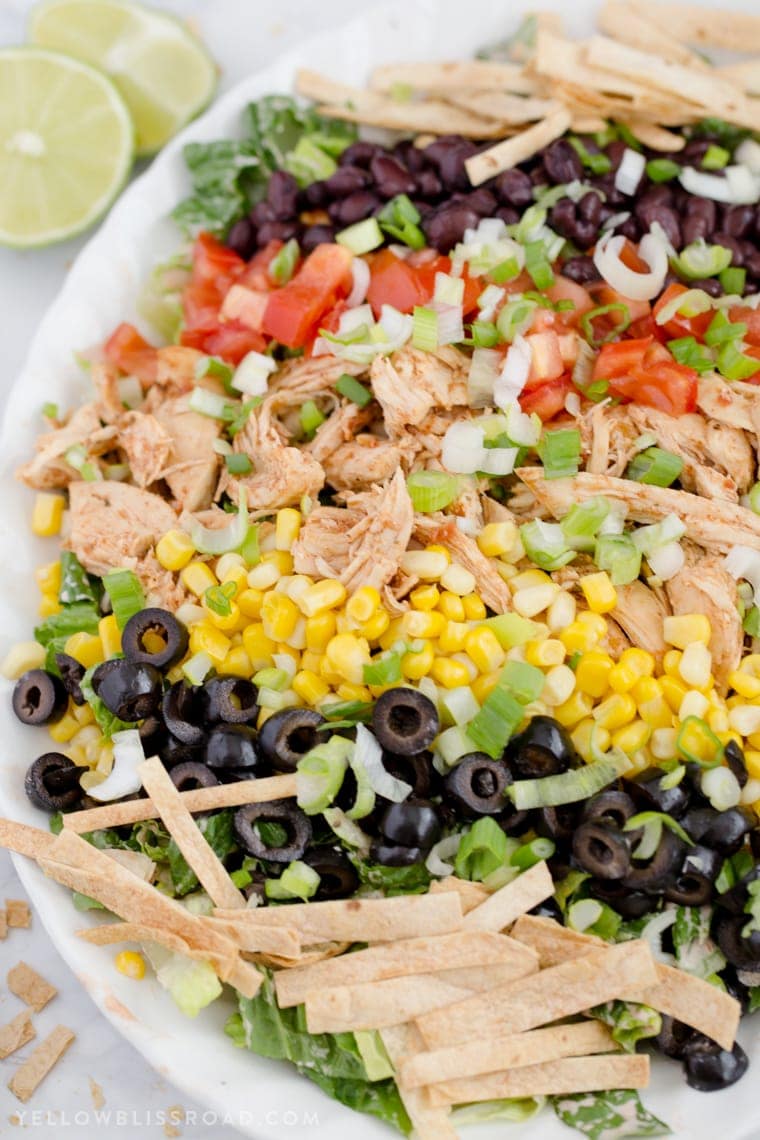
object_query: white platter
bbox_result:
[1,0,759,1136]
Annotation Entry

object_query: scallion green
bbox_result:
[268,238,300,285]
[406,470,460,513]
[676,715,724,768]
[470,320,500,347]
[666,335,715,373]
[717,340,760,381]
[594,533,642,586]
[265,860,320,901]
[701,144,730,170]
[336,217,384,255]
[195,355,234,389]
[580,303,631,348]
[377,194,425,248]
[239,523,260,567]
[671,240,732,280]
[295,735,353,814]
[335,373,373,407]
[455,817,508,882]
[489,257,521,283]
[560,497,610,549]
[42,401,59,420]
[507,753,631,810]
[704,309,746,347]
[568,136,612,173]
[720,266,746,295]
[103,569,145,630]
[412,306,439,352]
[225,453,253,475]
[299,399,325,439]
[524,240,555,290]
[538,427,581,480]
[646,158,681,183]
[520,519,575,571]
[465,661,541,759]
[204,580,236,617]
[511,836,555,870]
[362,651,403,686]
[626,446,684,487]
[496,298,536,342]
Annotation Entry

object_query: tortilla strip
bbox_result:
[186,918,301,957]
[79,921,282,979]
[415,941,657,1049]
[426,1054,650,1106]
[516,467,760,554]
[719,60,760,97]
[632,1,760,54]
[465,108,572,185]
[6,898,31,928]
[511,914,603,966]
[275,930,529,1008]
[370,60,537,96]
[0,908,6,940]
[429,876,488,914]
[380,1023,458,1140]
[535,32,650,100]
[570,116,609,133]
[8,1025,76,1104]
[8,961,57,1012]
[213,890,463,944]
[0,818,57,859]
[597,0,706,66]
[445,91,560,125]
[399,1020,616,1089]
[619,120,687,151]
[245,940,350,970]
[0,1010,36,1060]
[138,756,244,911]
[463,861,554,931]
[61,773,297,833]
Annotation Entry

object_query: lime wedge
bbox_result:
[29,0,218,155]
[0,47,134,248]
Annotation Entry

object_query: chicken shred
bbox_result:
[118,412,173,489]
[323,436,409,491]
[666,557,743,694]
[370,345,469,437]
[610,580,670,660]
[153,396,221,511]
[696,373,760,433]
[67,482,177,576]
[226,404,324,510]
[306,402,374,464]
[17,404,116,490]
[581,404,641,477]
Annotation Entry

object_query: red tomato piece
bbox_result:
[191,232,245,289]
[262,243,353,348]
[367,249,431,317]
[526,331,565,383]
[240,239,287,291]
[187,322,267,365]
[608,361,698,414]
[652,283,713,341]
[729,307,760,348]
[104,322,158,382]
[519,376,572,421]
[546,276,595,324]
[593,337,655,381]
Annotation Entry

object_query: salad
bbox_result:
[4,2,760,1137]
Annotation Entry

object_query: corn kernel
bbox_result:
[717,730,744,752]
[261,594,300,642]
[98,614,121,659]
[593,692,636,731]
[438,591,466,622]
[379,618,405,652]
[335,682,371,703]
[471,670,501,704]
[612,719,651,754]
[572,719,610,762]
[729,669,760,699]
[115,950,146,980]
[237,588,264,619]
[707,707,730,735]
[31,492,65,537]
[410,584,440,612]
[155,528,195,571]
[729,705,760,736]
[247,562,280,590]
[580,571,617,614]
[510,569,553,592]
[401,641,435,680]
[262,550,294,575]
[553,691,593,727]
[607,662,639,695]
[36,560,61,595]
[513,584,558,618]
[360,610,391,642]
[72,702,95,726]
[745,750,760,781]
[278,575,313,605]
[543,664,576,707]
[438,621,470,654]
[477,521,517,558]
[346,586,381,625]
[399,550,448,580]
[464,628,506,673]
[403,610,446,640]
[639,696,673,730]
[494,560,518,583]
[217,647,251,678]
[441,563,477,596]
[38,594,61,618]
[430,657,472,689]
[633,677,662,704]
[325,634,371,685]
[215,551,245,579]
[47,711,80,743]
[275,508,301,551]
[661,676,688,713]
[298,579,347,618]
[300,650,323,674]
[575,650,614,698]
[189,622,231,664]
[739,654,760,678]
[181,560,217,597]
[207,600,243,633]
[560,621,597,654]
[462,594,487,622]
[523,639,565,669]
[292,669,330,704]
[663,613,711,649]
[546,591,576,634]
[319,657,344,686]
[679,690,710,721]
[305,612,337,652]
[678,642,712,690]
[64,632,104,669]
[219,565,248,596]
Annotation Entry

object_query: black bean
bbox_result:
[495,205,520,226]
[682,138,714,164]
[549,198,578,239]
[741,239,758,265]
[415,169,443,199]
[226,217,257,259]
[493,168,534,208]
[637,184,675,211]
[592,173,626,205]
[746,281,760,295]
[325,165,370,198]
[422,205,480,253]
[437,144,479,192]
[328,190,381,226]
[393,139,426,174]
[722,204,755,239]
[256,220,301,246]
[755,204,760,238]
[605,139,628,170]
[249,201,275,227]
[339,140,381,169]
[637,202,681,247]
[562,255,601,284]
[617,216,642,242]
[682,197,716,244]
[267,170,299,220]
[301,223,336,252]
[462,188,498,216]
[578,191,602,225]
[688,276,723,297]
[745,252,760,279]
[529,163,549,186]
[303,180,330,208]
[424,135,475,167]
[543,138,583,183]
[712,232,745,266]
[370,153,416,199]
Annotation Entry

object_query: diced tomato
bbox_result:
[628,313,662,342]
[729,306,760,348]
[652,283,713,341]
[588,283,651,330]
[191,232,245,290]
[546,276,595,325]
[519,376,572,421]
[184,322,267,365]
[593,337,659,381]
[262,243,353,348]
[618,239,649,274]
[595,337,697,414]
[219,284,268,331]
[367,249,432,317]
[104,322,158,382]
[240,239,287,291]
[526,331,565,384]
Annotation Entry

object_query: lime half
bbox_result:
[0,47,134,248]
[29,0,218,155]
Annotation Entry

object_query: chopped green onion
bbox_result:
[538,428,581,480]
[701,144,731,170]
[336,217,384,255]
[225,453,252,475]
[434,273,465,307]
[285,137,337,183]
[182,651,213,686]
[482,613,542,649]
[253,667,290,692]
[188,387,232,419]
[440,685,480,727]
[296,735,353,814]
[555,299,576,313]
[524,240,555,290]
[455,817,508,882]
[745,605,760,636]
[667,335,715,373]
[594,533,642,585]
[616,123,642,151]
[265,860,320,901]
[470,320,500,348]
[561,498,611,549]
[377,194,425,249]
[659,762,686,790]
[436,724,476,769]
[465,660,542,758]
[225,398,261,436]
[412,306,439,352]
[269,238,300,285]
[720,266,746,295]
[363,651,403,686]
[320,699,375,726]
[632,514,686,556]
[42,401,59,420]
[520,519,575,571]
[103,569,145,630]
[671,240,732,280]
[676,716,724,768]
[646,158,681,183]
[195,355,234,389]
[489,257,521,283]
[239,524,260,567]
[717,340,760,381]
[568,136,612,174]
[204,580,236,617]
[511,836,555,870]
[583,379,610,402]
[336,373,373,407]
[580,303,631,348]
[299,399,325,439]
[502,659,546,704]
[496,298,536,342]
[406,470,460,513]
[704,309,746,346]
[508,753,631,810]
[624,810,693,846]
[626,446,684,487]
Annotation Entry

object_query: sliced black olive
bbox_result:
[24,752,83,812]
[139,715,169,756]
[684,807,752,856]
[529,898,563,921]
[572,821,632,880]
[97,660,162,722]
[627,767,690,818]
[303,846,360,900]
[382,751,437,798]
[654,1015,697,1060]
[380,799,441,850]
[587,878,657,918]
[205,725,263,773]
[665,844,722,906]
[500,806,534,836]
[372,688,439,756]
[714,913,760,969]
[683,1036,749,1091]
[258,708,325,772]
[170,761,219,792]
[54,652,86,705]
[622,827,685,893]
[721,965,751,1015]
[582,790,637,830]
[536,803,581,843]
[724,739,748,788]
[90,658,122,694]
[12,669,67,726]
[505,715,579,778]
[234,800,312,863]
[162,737,205,768]
[369,840,425,866]
[443,753,511,818]
[162,681,206,745]
[121,607,189,669]
[202,675,259,725]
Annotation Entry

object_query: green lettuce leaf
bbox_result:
[452,1097,544,1125]
[553,1090,671,1139]
[58,551,99,606]
[350,857,431,896]
[591,1000,661,1052]
[167,810,236,896]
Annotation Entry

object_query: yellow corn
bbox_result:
[678,642,712,690]
[237,588,264,619]
[1,640,46,680]
[346,586,381,625]
[661,675,689,713]
[632,676,662,704]
[461,594,487,622]
[430,656,472,689]
[577,611,609,639]
[477,521,518,558]
[325,634,371,685]
[510,569,553,592]
[728,705,760,736]
[247,562,280,590]
[438,621,470,654]
[115,950,146,980]
[410,584,440,612]
[379,618,405,652]
[662,649,683,677]
[651,726,678,762]
[64,632,104,669]
[441,564,477,596]
[438,592,466,621]
[275,508,301,551]
[298,579,347,618]
[580,572,617,614]
[38,594,61,617]
[403,610,446,640]
[36,560,61,595]
[48,712,81,743]
[292,669,330,704]
[612,719,651,754]
[359,610,391,642]
[593,692,636,731]
[98,615,122,659]
[745,750,760,781]
[399,550,449,580]
[207,600,244,633]
[305,612,337,652]
[679,716,722,765]
[216,647,250,678]
[679,690,710,721]
[560,621,599,654]
[401,641,435,680]
[464,628,505,674]
[575,650,614,698]
[336,682,372,703]
[181,560,217,597]
[31,492,65,537]
[571,720,610,763]
[189,622,231,664]
[552,691,593,728]
[261,594,300,642]
[219,564,248,596]
[156,530,195,572]
[301,650,323,674]
[262,550,295,576]
[542,664,576,707]
[707,707,730,735]
[739,654,760,678]
[72,702,94,726]
[607,661,640,695]
[546,591,576,634]
[638,695,673,730]
[471,670,501,704]
[663,613,711,649]
[513,584,558,618]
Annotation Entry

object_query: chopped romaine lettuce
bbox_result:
[591,1000,661,1052]
[672,905,727,980]
[553,1090,671,1139]
[147,944,222,1018]
[58,551,99,606]
[452,1097,544,1125]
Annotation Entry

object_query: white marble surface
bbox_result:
[0,1,369,1133]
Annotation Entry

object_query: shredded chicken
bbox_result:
[516,467,760,553]
[153,396,221,511]
[270,354,367,397]
[92,362,125,423]
[133,552,188,612]
[413,515,512,614]
[697,372,760,433]
[67,482,177,576]
[292,469,413,593]
[581,403,641,477]
[370,345,469,437]
[153,346,205,395]
[610,580,670,660]
[226,404,324,510]
[666,557,743,693]
[118,412,173,489]
[17,404,116,490]
[482,495,516,526]
[323,436,408,491]
[307,402,374,464]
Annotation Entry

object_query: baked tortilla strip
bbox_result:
[465,108,572,186]
[429,876,488,913]
[0,1010,36,1060]
[79,918,296,964]
[619,120,687,151]
[0,818,57,859]
[416,941,657,1049]
[188,918,301,957]
[516,467,760,554]
[213,890,463,943]
[380,1024,458,1140]
[719,60,760,97]
[596,0,706,66]
[8,1025,76,1104]
[399,1020,616,1089]
[275,930,529,1008]
[62,773,297,832]
[138,756,244,911]
[632,1,760,53]
[445,91,561,125]
[463,861,554,931]
[426,1054,650,1107]
[370,60,538,95]
[535,31,650,99]
[511,914,603,966]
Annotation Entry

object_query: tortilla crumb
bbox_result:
[7,962,57,1013]
[89,1077,105,1110]
[9,1113,22,1126]
[0,909,7,940]
[5,900,31,929]
[0,1011,36,1060]
[164,1105,185,1138]
[7,1025,75,1103]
